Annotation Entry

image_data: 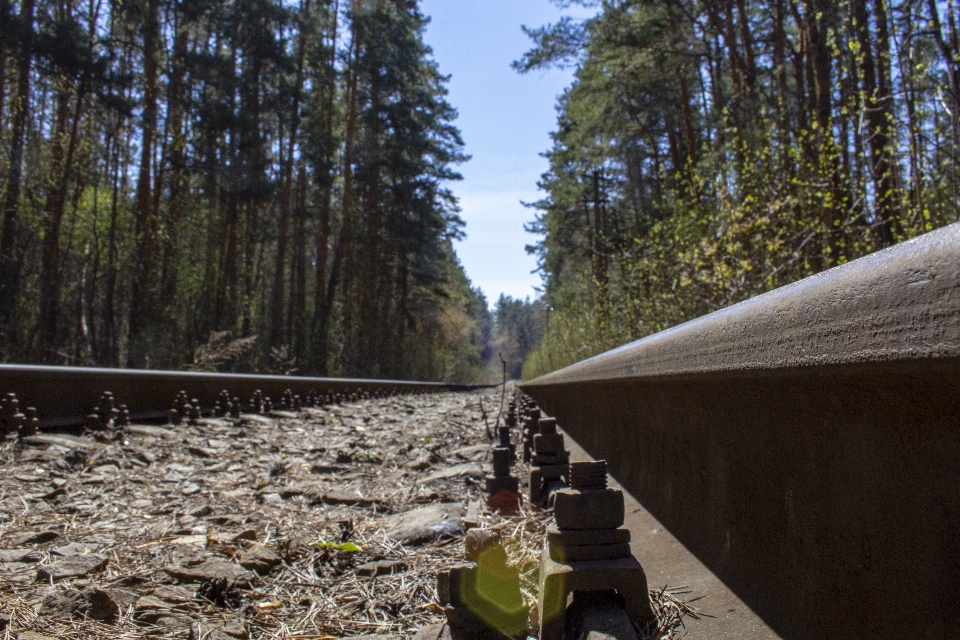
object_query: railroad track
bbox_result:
[1,222,958,640]
[0,365,482,429]
[520,221,960,639]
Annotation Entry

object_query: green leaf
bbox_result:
[314,540,363,553]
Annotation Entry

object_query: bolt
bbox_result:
[464,528,505,564]
[492,447,512,476]
[18,406,38,438]
[117,404,130,427]
[539,417,557,434]
[569,460,607,491]
[498,426,512,450]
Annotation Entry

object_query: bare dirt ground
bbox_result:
[0,386,698,640]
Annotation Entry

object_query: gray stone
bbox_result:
[5,530,60,546]
[109,588,139,610]
[207,616,249,639]
[571,595,639,640]
[418,463,483,484]
[239,544,283,574]
[451,444,491,460]
[0,548,41,563]
[322,490,379,506]
[126,424,178,438]
[151,584,196,603]
[163,559,252,583]
[51,541,99,557]
[20,434,97,449]
[381,503,464,544]
[405,455,432,470]
[412,625,445,640]
[36,554,109,582]
[232,529,259,542]
[40,587,119,621]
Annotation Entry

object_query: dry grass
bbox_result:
[0,387,705,640]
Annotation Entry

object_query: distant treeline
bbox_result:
[0,0,499,381]
[480,294,546,380]
[517,0,960,378]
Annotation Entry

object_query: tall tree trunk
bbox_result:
[217,42,242,331]
[789,1,808,135]
[160,19,190,320]
[850,0,897,245]
[36,82,87,360]
[734,0,758,94]
[774,0,792,166]
[270,124,291,347]
[288,165,307,353]
[799,0,842,265]
[592,169,608,312]
[0,52,7,147]
[104,124,123,365]
[218,190,239,328]
[0,0,36,345]
[238,25,264,337]
[679,74,698,168]
[270,0,310,350]
[360,74,381,374]
[927,0,960,153]
[894,5,924,214]
[802,0,832,130]
[128,0,160,367]
[321,25,359,371]
[872,0,901,240]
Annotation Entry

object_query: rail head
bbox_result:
[523,221,960,387]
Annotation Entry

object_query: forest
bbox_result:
[0,0,510,380]
[517,0,960,378]
[4,0,956,383]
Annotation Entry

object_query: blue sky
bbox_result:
[418,0,590,305]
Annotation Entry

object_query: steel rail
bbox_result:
[520,222,960,640]
[0,365,479,427]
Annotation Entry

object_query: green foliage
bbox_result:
[520,0,960,379]
[314,540,362,553]
[490,295,546,380]
[0,0,490,382]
